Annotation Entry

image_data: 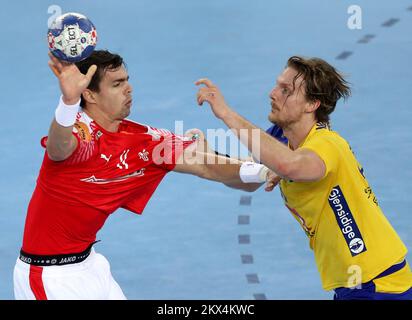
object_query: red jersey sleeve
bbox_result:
[120,126,195,214]
[147,127,195,171]
[40,114,99,165]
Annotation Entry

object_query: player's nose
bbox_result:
[126,82,133,94]
[269,86,277,100]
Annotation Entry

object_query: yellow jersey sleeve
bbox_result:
[299,132,340,179]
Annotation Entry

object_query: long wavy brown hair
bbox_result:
[287,56,351,124]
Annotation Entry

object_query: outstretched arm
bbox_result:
[195,78,325,182]
[173,130,276,192]
[174,150,260,192]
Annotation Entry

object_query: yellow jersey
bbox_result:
[279,122,411,291]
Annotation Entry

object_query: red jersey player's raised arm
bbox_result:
[46,52,97,161]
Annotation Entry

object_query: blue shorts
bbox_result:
[334,260,412,300]
[334,282,412,300]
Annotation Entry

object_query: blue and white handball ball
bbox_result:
[47,12,98,63]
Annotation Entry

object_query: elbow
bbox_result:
[46,143,73,162]
[241,183,262,192]
[223,182,261,192]
[274,152,307,181]
[275,160,297,181]
[46,149,69,161]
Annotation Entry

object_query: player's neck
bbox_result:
[82,108,121,133]
[283,118,316,150]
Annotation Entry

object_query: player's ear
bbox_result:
[306,99,321,113]
[82,89,97,106]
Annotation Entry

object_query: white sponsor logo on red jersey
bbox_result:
[116,149,130,169]
[138,149,149,162]
[80,168,146,184]
[100,153,112,163]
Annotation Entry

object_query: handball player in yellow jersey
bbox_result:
[195,56,412,300]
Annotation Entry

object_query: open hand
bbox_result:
[195,78,231,120]
[48,52,97,104]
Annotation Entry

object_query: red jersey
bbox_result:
[22,111,193,255]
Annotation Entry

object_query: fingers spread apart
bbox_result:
[195,78,215,88]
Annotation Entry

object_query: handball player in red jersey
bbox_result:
[13,50,269,299]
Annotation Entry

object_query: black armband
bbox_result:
[214,150,231,158]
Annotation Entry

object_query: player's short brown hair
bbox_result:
[76,50,124,107]
[287,56,351,123]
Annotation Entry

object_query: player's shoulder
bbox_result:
[122,118,180,140]
[119,118,164,138]
[307,122,349,148]
[73,110,96,142]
